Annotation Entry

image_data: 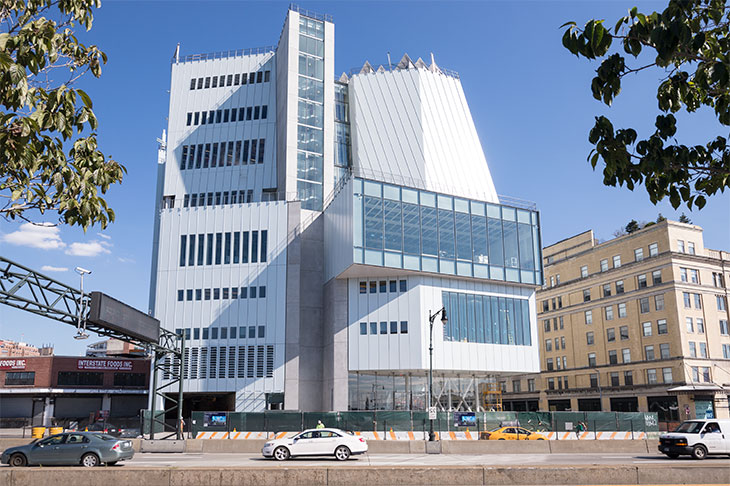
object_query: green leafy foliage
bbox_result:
[0,0,125,229]
[625,219,640,233]
[562,0,730,210]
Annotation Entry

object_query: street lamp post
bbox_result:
[428,307,448,441]
[74,267,92,340]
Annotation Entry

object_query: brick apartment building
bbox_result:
[502,220,730,425]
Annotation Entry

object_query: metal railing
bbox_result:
[351,166,538,212]
[289,3,333,23]
[178,46,276,64]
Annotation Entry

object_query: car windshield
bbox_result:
[674,421,704,434]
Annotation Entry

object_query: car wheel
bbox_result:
[537,438,545,441]
[334,445,350,461]
[665,453,679,459]
[106,461,118,466]
[498,438,505,440]
[9,453,27,467]
[691,445,707,460]
[81,453,100,467]
[273,446,290,461]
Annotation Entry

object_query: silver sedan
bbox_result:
[1,432,134,467]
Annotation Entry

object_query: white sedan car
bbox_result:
[262,428,367,461]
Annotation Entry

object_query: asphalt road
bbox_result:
[123,451,730,467]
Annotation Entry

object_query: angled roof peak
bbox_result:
[414,57,428,69]
[376,65,386,73]
[338,72,350,83]
[396,53,415,70]
[359,61,375,74]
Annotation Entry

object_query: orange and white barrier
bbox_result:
[194,430,647,440]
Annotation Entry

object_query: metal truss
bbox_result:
[149,330,184,440]
[0,256,184,439]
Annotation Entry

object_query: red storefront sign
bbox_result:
[77,359,133,371]
[0,359,26,370]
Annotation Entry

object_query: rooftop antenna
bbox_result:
[387,51,392,71]
[173,43,180,63]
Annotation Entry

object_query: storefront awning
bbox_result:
[667,384,726,393]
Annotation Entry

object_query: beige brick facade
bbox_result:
[502,220,730,424]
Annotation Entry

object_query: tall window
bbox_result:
[649,242,658,257]
[587,352,596,367]
[600,259,608,272]
[642,322,652,336]
[612,255,621,268]
[717,295,727,311]
[646,369,657,384]
[585,310,592,324]
[639,297,650,313]
[655,294,665,310]
[634,248,644,261]
[580,265,588,278]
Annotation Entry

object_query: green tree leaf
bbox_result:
[0,0,124,229]
[561,0,730,210]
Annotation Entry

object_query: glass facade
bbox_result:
[334,82,351,186]
[296,16,325,210]
[348,372,497,411]
[353,178,543,285]
[442,291,531,345]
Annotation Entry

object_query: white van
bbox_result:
[658,419,730,459]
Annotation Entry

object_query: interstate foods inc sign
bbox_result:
[77,359,133,371]
[0,359,26,370]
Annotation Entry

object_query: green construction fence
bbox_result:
[188,410,659,438]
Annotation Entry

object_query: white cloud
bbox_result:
[2,223,65,250]
[97,233,112,241]
[41,265,68,273]
[65,240,111,257]
[117,257,136,264]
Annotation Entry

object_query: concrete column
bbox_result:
[637,395,649,412]
[569,398,578,411]
[678,395,694,419]
[42,397,54,427]
[600,396,610,412]
[102,394,112,413]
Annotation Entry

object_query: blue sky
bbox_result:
[1,0,728,355]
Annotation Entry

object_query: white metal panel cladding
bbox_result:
[347,275,539,374]
[349,68,498,203]
[167,54,277,205]
[153,202,288,397]
[324,177,354,281]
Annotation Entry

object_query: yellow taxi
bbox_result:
[484,426,547,440]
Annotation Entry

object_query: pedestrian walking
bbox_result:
[575,421,586,439]
[316,420,325,429]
